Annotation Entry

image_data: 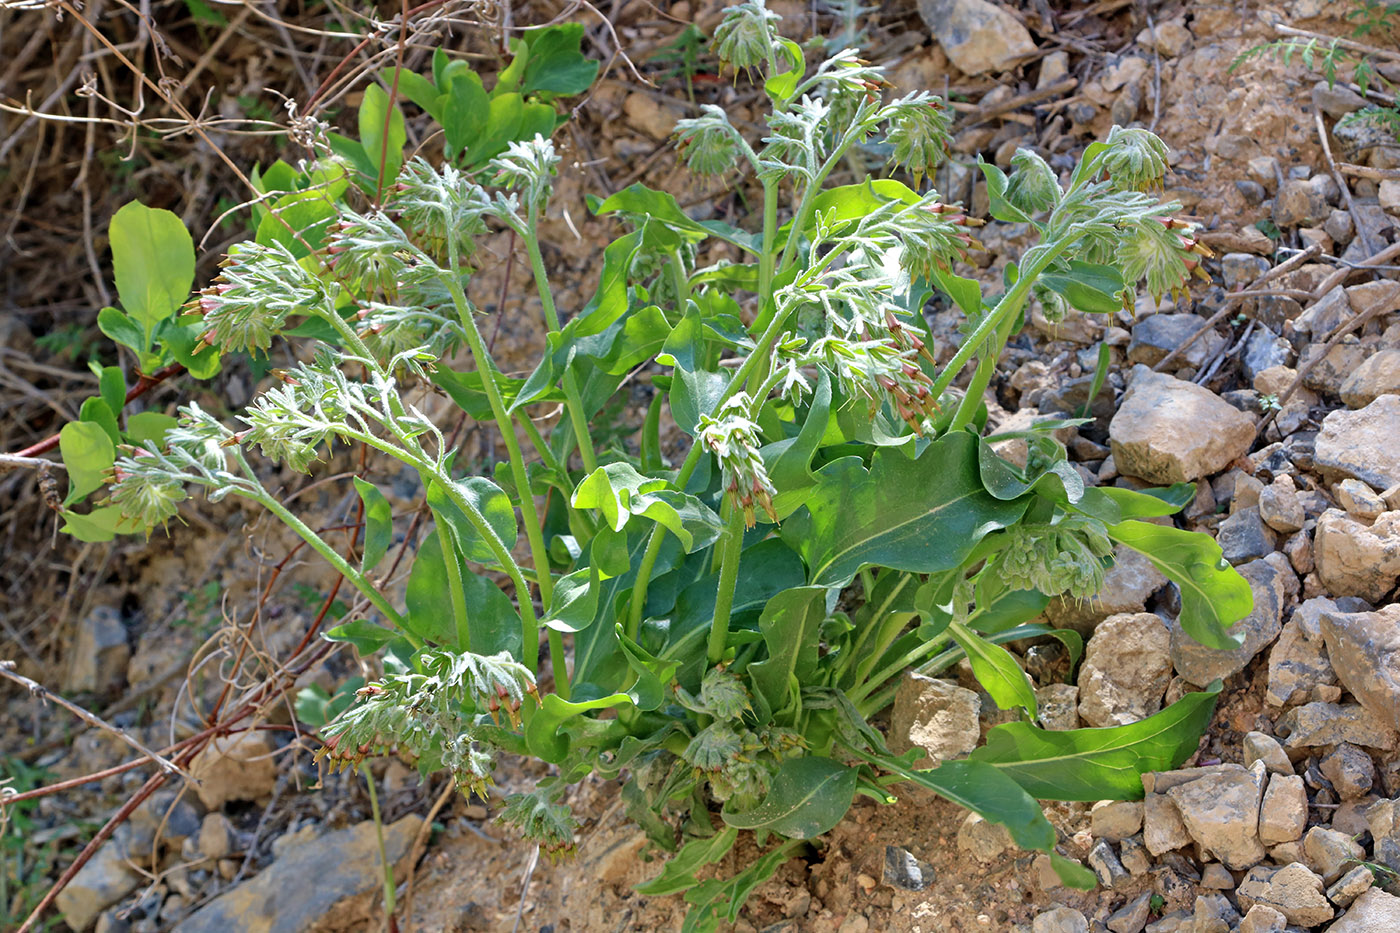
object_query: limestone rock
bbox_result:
[1126,314,1225,369]
[888,672,980,769]
[1274,177,1334,227]
[1326,888,1400,931]
[1321,743,1376,800]
[173,815,421,933]
[1035,683,1080,730]
[1032,906,1089,933]
[1341,349,1400,408]
[1258,476,1306,533]
[1235,862,1334,927]
[1077,613,1172,727]
[1216,507,1278,564]
[1328,864,1375,908]
[882,845,935,891]
[1238,904,1287,933]
[1324,605,1400,735]
[917,0,1035,75]
[1301,337,1370,396]
[1107,892,1152,933]
[1258,773,1307,845]
[189,731,279,810]
[1267,598,1339,706]
[1243,731,1294,775]
[55,840,142,932]
[957,811,1014,862]
[63,606,129,695]
[1314,395,1400,490]
[1109,367,1256,483]
[1304,826,1365,883]
[1336,478,1388,520]
[1366,797,1400,872]
[1164,763,1267,869]
[1314,508,1400,602]
[1169,559,1286,685]
[1143,792,1191,856]
[1046,546,1167,634]
[1276,702,1399,750]
[1090,800,1143,842]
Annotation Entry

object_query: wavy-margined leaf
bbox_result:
[947,621,1037,719]
[969,683,1221,800]
[1107,520,1251,650]
[573,462,721,552]
[683,839,806,932]
[525,691,633,763]
[782,432,1028,587]
[1040,260,1129,315]
[749,586,830,716]
[522,22,600,97]
[721,757,857,839]
[636,826,739,897]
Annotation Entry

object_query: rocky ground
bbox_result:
[6,0,1400,931]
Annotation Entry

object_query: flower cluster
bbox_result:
[389,157,494,260]
[712,0,779,74]
[1117,216,1212,306]
[674,106,745,177]
[1101,124,1170,193]
[896,200,984,281]
[994,517,1114,600]
[1003,147,1061,215]
[883,93,952,186]
[489,134,560,209]
[194,241,331,354]
[697,394,778,528]
[497,786,579,861]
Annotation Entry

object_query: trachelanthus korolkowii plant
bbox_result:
[100,3,1252,928]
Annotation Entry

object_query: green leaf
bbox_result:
[636,826,739,897]
[97,307,145,355]
[125,411,177,448]
[385,68,444,119]
[683,839,805,930]
[526,691,633,763]
[358,83,406,184]
[976,160,1034,224]
[572,462,722,553]
[947,620,1038,719]
[324,619,398,655]
[426,477,518,565]
[969,683,1222,800]
[595,185,762,253]
[543,566,600,633]
[749,586,829,715]
[79,397,121,446]
[931,266,983,316]
[477,93,525,164]
[721,757,857,839]
[353,477,392,573]
[440,71,489,161]
[782,432,1028,587]
[159,317,222,379]
[522,23,600,96]
[59,505,139,542]
[98,367,125,420]
[761,373,832,520]
[1040,260,1129,315]
[110,201,195,349]
[255,189,341,259]
[59,421,114,506]
[1107,520,1251,650]
[403,531,459,648]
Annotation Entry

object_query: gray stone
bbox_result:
[1109,366,1256,484]
[1107,892,1152,933]
[882,845,935,891]
[1314,395,1400,490]
[1192,893,1239,933]
[1295,285,1354,339]
[1258,476,1306,533]
[1090,799,1143,842]
[55,840,143,932]
[1328,887,1400,931]
[888,672,981,769]
[63,606,129,694]
[189,731,278,810]
[1032,906,1089,933]
[1126,314,1225,369]
[1223,252,1270,288]
[1244,731,1294,775]
[1170,559,1287,685]
[917,0,1035,75]
[1165,763,1267,869]
[1326,208,1357,244]
[173,816,421,933]
[1238,904,1286,933]
[1243,327,1294,383]
[1267,598,1340,707]
[956,811,1014,862]
[1322,605,1400,733]
[1277,702,1399,750]
[1078,613,1172,727]
[1046,547,1167,635]
[1366,796,1400,872]
[1236,861,1334,927]
[1328,864,1375,907]
[1341,349,1400,409]
[1143,792,1192,856]
[1314,80,1369,118]
[1314,508,1400,602]
[1088,838,1128,887]
[1216,507,1279,564]
[1304,825,1366,883]
[197,813,235,861]
[1035,683,1080,730]
[1274,177,1333,227]
[1259,773,1308,845]
[1336,478,1388,520]
[1322,744,1376,800]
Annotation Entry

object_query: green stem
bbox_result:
[364,771,396,923]
[548,629,569,700]
[707,508,746,666]
[838,573,912,684]
[524,204,598,475]
[433,515,471,652]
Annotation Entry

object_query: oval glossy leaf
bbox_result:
[359,83,406,183]
[721,757,857,839]
[543,566,600,633]
[324,619,398,655]
[110,201,195,336]
[59,421,115,506]
[427,476,518,565]
[125,411,178,449]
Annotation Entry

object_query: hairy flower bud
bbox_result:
[198,241,327,353]
[884,93,952,186]
[713,0,779,74]
[489,135,560,207]
[1004,147,1061,214]
[109,453,186,531]
[698,395,779,527]
[1101,125,1170,193]
[674,106,743,177]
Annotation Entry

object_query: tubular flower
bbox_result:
[498,790,579,862]
[673,106,743,177]
[884,93,953,187]
[897,201,985,280]
[1101,125,1171,193]
[698,395,778,527]
[489,135,561,208]
[713,0,779,75]
[1117,216,1213,307]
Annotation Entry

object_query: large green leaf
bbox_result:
[426,477,518,565]
[110,201,195,348]
[635,826,739,897]
[782,432,1028,587]
[595,184,761,253]
[441,71,489,161]
[358,83,406,183]
[572,462,721,553]
[947,620,1037,719]
[522,23,600,96]
[542,566,599,633]
[59,421,115,506]
[749,586,829,715]
[720,757,857,839]
[353,477,392,573]
[760,374,831,521]
[1107,520,1251,650]
[969,683,1222,800]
